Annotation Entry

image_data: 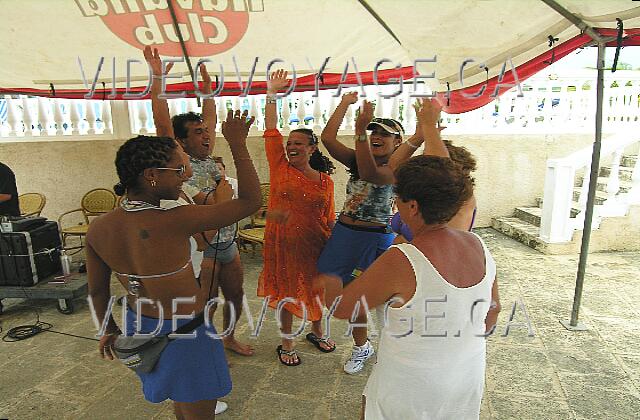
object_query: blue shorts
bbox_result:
[317,221,395,285]
[125,308,232,403]
[203,240,239,264]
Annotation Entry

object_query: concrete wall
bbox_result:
[0,133,598,227]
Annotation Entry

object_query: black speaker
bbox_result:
[0,221,62,286]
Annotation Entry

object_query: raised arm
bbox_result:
[354,101,395,185]
[388,102,423,171]
[174,110,262,234]
[419,98,449,158]
[144,46,174,138]
[265,69,288,130]
[199,64,216,154]
[320,92,358,166]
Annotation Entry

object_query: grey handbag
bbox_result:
[113,312,205,374]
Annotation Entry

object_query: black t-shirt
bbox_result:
[0,162,20,217]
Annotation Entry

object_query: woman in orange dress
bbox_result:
[257,70,336,366]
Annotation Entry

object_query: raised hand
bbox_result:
[267,69,289,94]
[213,178,233,202]
[355,100,374,134]
[340,91,358,105]
[199,62,212,93]
[221,109,255,147]
[415,98,442,129]
[143,46,173,76]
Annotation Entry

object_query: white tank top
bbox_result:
[378,236,496,366]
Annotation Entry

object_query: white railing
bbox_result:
[540,134,640,243]
[3,71,640,140]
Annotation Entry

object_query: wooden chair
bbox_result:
[18,193,46,217]
[250,183,270,227]
[58,188,117,249]
[237,183,269,254]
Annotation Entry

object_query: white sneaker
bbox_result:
[343,340,375,374]
[215,401,228,415]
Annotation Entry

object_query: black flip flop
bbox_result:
[305,332,336,353]
[276,345,302,366]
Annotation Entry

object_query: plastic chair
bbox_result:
[58,188,117,249]
[18,193,46,217]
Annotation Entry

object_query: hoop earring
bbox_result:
[150,180,157,187]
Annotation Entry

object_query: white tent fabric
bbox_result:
[1,0,639,94]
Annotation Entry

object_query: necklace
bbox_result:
[120,197,168,212]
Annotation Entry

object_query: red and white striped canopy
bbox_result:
[1,0,639,113]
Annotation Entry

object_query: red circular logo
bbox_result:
[99,3,249,56]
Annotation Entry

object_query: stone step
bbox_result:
[535,198,583,218]
[514,206,542,227]
[599,165,634,182]
[621,154,637,168]
[491,216,580,254]
[573,188,608,205]
[491,216,545,252]
[575,176,633,194]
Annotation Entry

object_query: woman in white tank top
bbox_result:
[317,148,501,419]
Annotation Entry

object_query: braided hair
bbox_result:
[290,128,336,175]
[114,135,177,196]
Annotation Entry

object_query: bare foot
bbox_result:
[223,336,255,356]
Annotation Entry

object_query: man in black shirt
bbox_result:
[0,162,20,216]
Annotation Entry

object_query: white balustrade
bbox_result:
[216,97,227,132]
[295,93,306,129]
[4,96,18,137]
[313,95,322,131]
[540,132,640,243]
[21,97,36,136]
[69,99,81,135]
[280,96,291,134]
[249,96,260,134]
[103,101,113,135]
[4,71,640,142]
[53,99,65,136]
[37,97,50,136]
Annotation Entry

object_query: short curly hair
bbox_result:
[394,155,473,225]
[171,111,202,140]
[444,140,477,175]
[114,136,177,195]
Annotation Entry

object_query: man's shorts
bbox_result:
[317,221,395,285]
[203,240,239,264]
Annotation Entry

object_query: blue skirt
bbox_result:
[124,308,232,403]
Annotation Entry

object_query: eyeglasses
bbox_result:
[155,164,187,177]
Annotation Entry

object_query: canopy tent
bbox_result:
[1,0,637,328]
[1,0,640,113]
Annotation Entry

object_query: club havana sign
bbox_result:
[75,0,264,56]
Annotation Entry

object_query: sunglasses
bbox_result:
[155,164,187,177]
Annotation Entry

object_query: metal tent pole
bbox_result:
[560,42,606,331]
[541,0,611,331]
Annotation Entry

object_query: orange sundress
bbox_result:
[257,129,335,321]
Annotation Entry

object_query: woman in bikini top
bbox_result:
[86,110,261,353]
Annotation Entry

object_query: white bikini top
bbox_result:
[116,198,193,295]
